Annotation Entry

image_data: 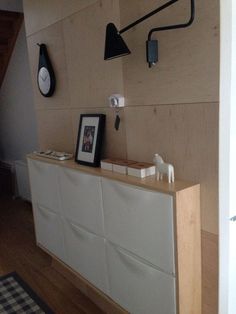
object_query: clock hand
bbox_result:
[39,72,48,82]
[43,72,48,81]
[40,73,46,81]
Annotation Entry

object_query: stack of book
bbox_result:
[101,158,155,178]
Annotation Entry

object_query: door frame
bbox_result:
[219,0,236,313]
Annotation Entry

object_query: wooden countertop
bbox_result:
[27,154,199,195]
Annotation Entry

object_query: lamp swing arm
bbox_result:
[119,0,179,35]
[148,0,195,40]
[104,0,195,66]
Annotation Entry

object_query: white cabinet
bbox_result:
[59,167,104,236]
[106,242,176,314]
[34,204,65,262]
[28,159,60,213]
[27,156,201,314]
[63,219,108,294]
[28,159,65,262]
[102,178,175,275]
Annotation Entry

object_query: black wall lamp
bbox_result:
[104,0,195,67]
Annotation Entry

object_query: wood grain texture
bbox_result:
[27,154,198,195]
[36,109,74,153]
[53,232,218,314]
[202,231,218,314]
[175,185,201,314]
[52,258,128,314]
[120,0,219,106]
[0,197,103,314]
[23,0,99,36]
[0,197,217,314]
[125,103,219,235]
[62,0,123,109]
[23,0,219,237]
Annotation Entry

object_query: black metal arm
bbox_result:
[119,0,179,35]
[148,0,195,40]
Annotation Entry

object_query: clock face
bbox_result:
[38,67,51,96]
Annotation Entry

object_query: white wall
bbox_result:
[219,0,236,313]
[0,0,38,162]
[219,0,231,311]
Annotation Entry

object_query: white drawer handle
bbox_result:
[70,222,96,241]
[115,245,147,276]
[38,206,55,219]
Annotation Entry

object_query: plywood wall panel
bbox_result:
[36,109,74,153]
[125,102,219,234]
[23,0,63,36]
[23,0,99,36]
[61,0,99,21]
[120,0,219,105]
[70,108,127,159]
[26,22,70,109]
[63,0,124,109]
[23,0,220,235]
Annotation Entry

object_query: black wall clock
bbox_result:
[37,43,56,97]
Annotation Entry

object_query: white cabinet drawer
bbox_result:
[28,159,60,213]
[107,242,176,314]
[63,219,108,294]
[59,168,104,236]
[102,178,175,274]
[34,204,65,262]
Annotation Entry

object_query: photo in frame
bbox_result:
[75,114,106,167]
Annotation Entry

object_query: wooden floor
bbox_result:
[0,196,104,314]
[0,196,218,314]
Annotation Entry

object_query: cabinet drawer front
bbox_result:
[28,159,60,212]
[107,242,176,314]
[59,168,104,236]
[34,205,65,262]
[63,219,108,294]
[102,178,175,274]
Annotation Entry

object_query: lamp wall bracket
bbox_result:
[147,0,195,67]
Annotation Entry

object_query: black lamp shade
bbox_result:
[104,23,131,60]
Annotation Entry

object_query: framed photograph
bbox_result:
[75,114,106,167]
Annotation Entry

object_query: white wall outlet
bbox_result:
[108,94,125,108]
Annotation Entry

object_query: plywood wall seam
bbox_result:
[25,1,100,38]
[24,0,219,234]
[124,101,219,108]
[25,19,61,39]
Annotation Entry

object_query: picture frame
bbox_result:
[75,114,106,167]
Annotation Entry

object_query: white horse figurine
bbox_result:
[153,153,175,183]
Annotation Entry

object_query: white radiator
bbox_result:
[14,160,31,201]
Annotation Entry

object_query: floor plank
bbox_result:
[0,197,104,314]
